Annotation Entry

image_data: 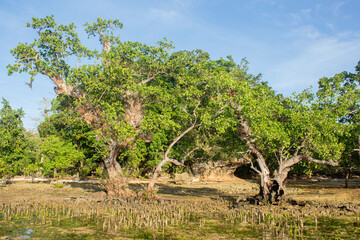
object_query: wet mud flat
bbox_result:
[0,178,359,239]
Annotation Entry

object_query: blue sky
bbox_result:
[0,0,359,129]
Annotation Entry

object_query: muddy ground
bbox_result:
[1,176,359,204]
[1,176,360,239]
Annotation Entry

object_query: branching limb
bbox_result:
[139,71,165,85]
[98,89,107,103]
[167,157,186,167]
[210,106,225,120]
[164,123,201,158]
[180,147,200,164]
[244,157,261,175]
[293,136,308,157]
[304,153,338,166]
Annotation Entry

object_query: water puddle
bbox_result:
[8,228,34,239]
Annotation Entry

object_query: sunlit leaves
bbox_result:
[39,135,85,177]
[316,61,360,170]
[0,98,37,176]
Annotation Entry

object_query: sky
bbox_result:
[0,0,359,129]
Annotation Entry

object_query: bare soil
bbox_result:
[1,176,359,204]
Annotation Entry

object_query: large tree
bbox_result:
[229,80,343,203]
[8,16,178,196]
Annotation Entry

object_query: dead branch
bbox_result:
[164,123,201,158]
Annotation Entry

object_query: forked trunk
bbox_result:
[257,174,286,203]
[103,143,134,198]
[256,156,299,203]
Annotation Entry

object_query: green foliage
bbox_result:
[7,15,92,88]
[0,98,38,177]
[53,183,64,188]
[229,75,344,175]
[39,135,85,177]
[84,17,123,47]
[315,61,360,172]
[38,96,104,177]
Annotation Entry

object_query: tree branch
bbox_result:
[164,122,201,158]
[180,147,200,164]
[304,153,338,166]
[244,157,261,175]
[237,117,270,175]
[167,157,185,167]
[345,109,359,116]
[293,136,308,158]
[138,72,164,86]
[210,107,225,120]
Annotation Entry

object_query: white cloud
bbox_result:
[173,0,196,11]
[149,8,182,23]
[288,8,313,25]
[266,34,360,94]
[332,0,347,16]
[289,25,321,39]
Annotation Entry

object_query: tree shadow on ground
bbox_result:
[157,183,222,197]
[66,182,103,193]
[129,183,241,203]
[287,179,360,189]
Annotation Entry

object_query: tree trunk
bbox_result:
[255,171,287,203]
[345,168,350,188]
[103,143,134,198]
[147,123,200,193]
[147,159,168,192]
[255,156,298,203]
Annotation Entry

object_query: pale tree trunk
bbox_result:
[248,151,338,203]
[147,124,200,192]
[147,157,185,192]
[147,160,167,192]
[258,175,287,203]
[53,79,141,199]
[51,70,147,199]
[244,152,301,203]
[28,37,153,199]
[103,142,134,198]
[237,116,276,202]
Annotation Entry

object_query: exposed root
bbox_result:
[136,191,160,201]
[238,193,287,205]
[100,178,136,200]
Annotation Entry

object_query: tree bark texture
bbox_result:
[147,158,168,192]
[103,143,134,198]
